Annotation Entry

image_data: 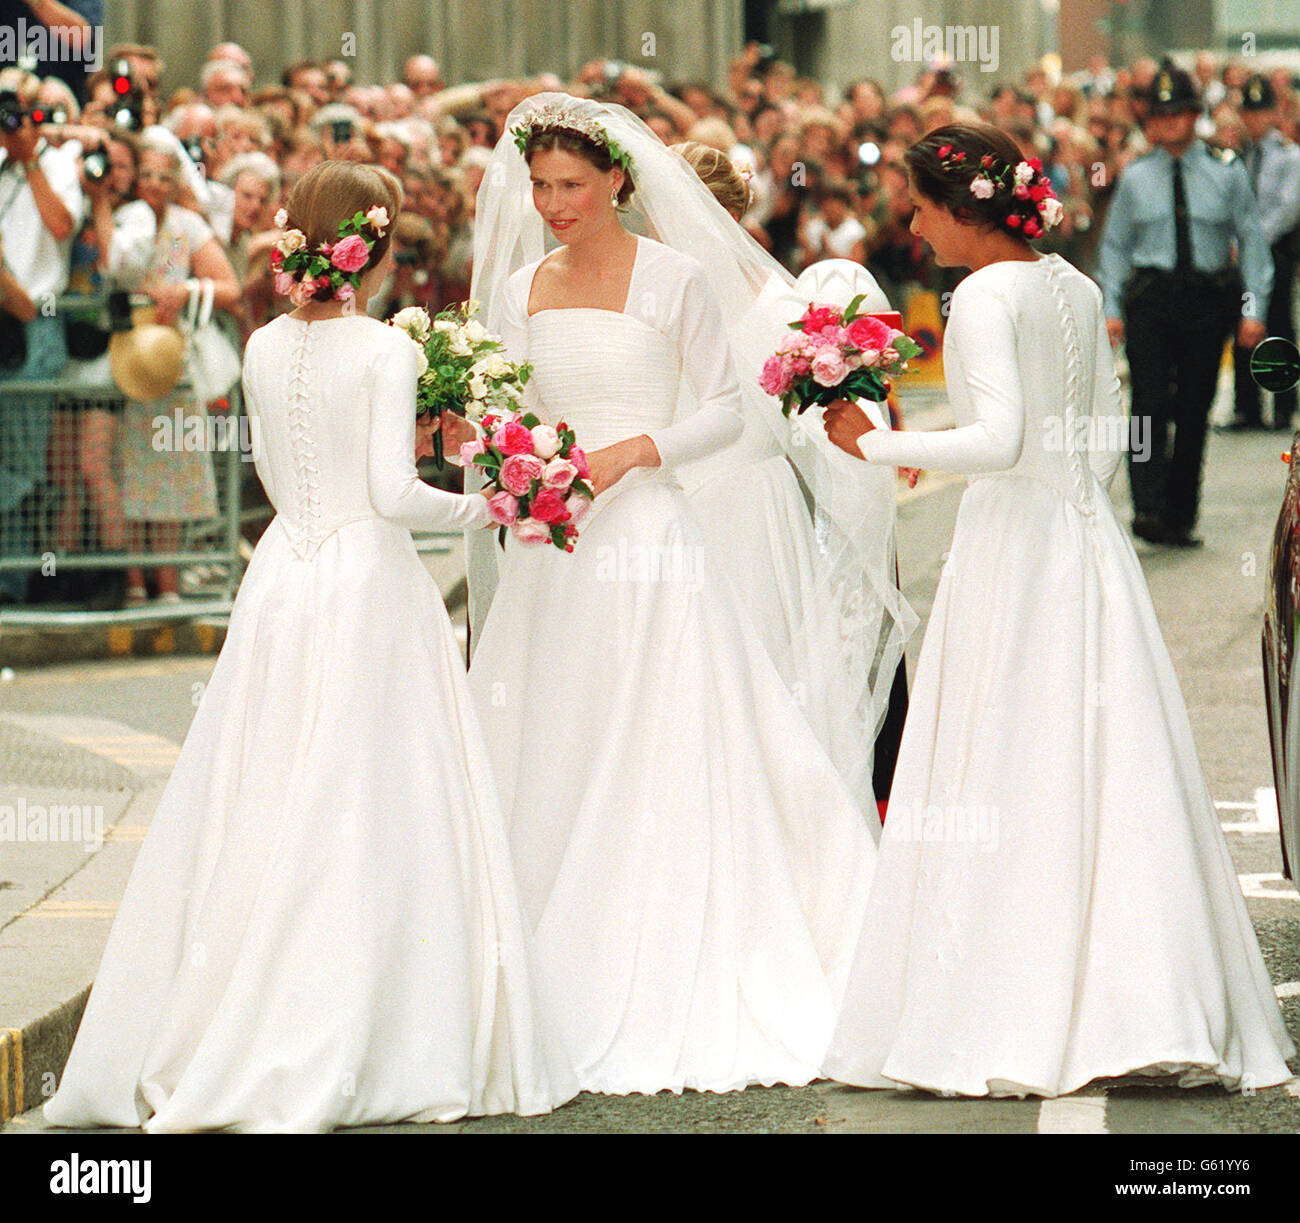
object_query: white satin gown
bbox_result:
[468,235,879,1095]
[823,254,1296,1097]
[43,315,577,1132]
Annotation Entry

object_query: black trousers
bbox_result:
[1233,239,1299,424]
[1124,268,1239,532]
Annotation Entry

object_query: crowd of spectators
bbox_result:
[1,31,1297,606]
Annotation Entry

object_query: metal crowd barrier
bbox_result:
[0,296,459,634]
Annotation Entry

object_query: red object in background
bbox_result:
[867,311,903,332]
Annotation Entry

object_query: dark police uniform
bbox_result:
[1097,64,1273,544]
[1231,75,1300,429]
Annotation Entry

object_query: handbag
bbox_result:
[181,277,241,404]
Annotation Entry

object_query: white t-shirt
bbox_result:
[0,138,85,304]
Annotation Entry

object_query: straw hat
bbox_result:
[108,305,186,402]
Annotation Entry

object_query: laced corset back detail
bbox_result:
[1039,255,1095,519]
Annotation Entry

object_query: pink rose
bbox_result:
[530,487,571,524]
[486,490,519,525]
[289,276,318,307]
[845,315,892,354]
[542,455,578,490]
[799,304,840,335]
[499,452,544,496]
[330,233,371,273]
[492,420,536,456]
[810,348,849,387]
[335,282,355,302]
[568,445,590,479]
[460,437,487,465]
[510,517,551,545]
[273,271,295,296]
[759,354,792,396]
[565,491,592,523]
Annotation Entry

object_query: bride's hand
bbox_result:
[441,411,478,452]
[586,435,658,496]
[824,398,875,459]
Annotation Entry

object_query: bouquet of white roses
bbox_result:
[387,301,534,468]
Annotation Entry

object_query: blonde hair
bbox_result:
[282,160,404,292]
[673,141,751,220]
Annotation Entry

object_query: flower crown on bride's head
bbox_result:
[270,204,390,306]
[509,100,634,173]
[937,144,1063,239]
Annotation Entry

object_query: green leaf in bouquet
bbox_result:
[570,478,593,499]
[521,412,539,429]
[844,292,866,322]
[550,525,566,548]
[892,335,923,361]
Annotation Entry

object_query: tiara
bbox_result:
[510,101,633,172]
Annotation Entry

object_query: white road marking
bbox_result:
[1037,1095,1107,1133]
[1276,982,1300,999]
[1218,788,1282,833]
[1238,873,1300,901]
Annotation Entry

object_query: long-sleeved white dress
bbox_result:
[467,234,880,1095]
[43,314,577,1132]
[823,253,1295,1096]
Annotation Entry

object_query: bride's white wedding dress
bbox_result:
[468,234,879,1095]
[823,253,1295,1097]
[43,314,576,1132]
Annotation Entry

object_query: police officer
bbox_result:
[1228,74,1300,430]
[1098,60,1272,547]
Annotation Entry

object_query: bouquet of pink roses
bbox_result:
[759,296,922,417]
[461,411,595,551]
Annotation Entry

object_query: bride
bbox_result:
[821,124,1295,1097]
[43,161,576,1132]
[462,93,884,1096]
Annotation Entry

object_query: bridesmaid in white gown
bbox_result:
[464,94,879,1095]
[821,124,1295,1097]
[43,162,576,1132]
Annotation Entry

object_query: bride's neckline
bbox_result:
[526,233,643,320]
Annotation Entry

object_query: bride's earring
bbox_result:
[610,189,619,208]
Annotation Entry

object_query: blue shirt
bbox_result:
[1242,129,1300,247]
[1096,142,1273,320]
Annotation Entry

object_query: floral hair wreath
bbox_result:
[510,102,635,181]
[271,204,391,306]
[937,143,1063,239]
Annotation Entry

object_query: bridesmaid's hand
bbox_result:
[824,399,875,459]
[586,435,658,496]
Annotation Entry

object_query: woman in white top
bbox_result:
[821,123,1295,1098]
[44,161,576,1132]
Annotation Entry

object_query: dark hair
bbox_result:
[523,126,636,206]
[904,122,1048,239]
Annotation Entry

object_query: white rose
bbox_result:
[1013,161,1034,185]
[276,228,306,255]
[469,373,489,400]
[463,319,491,344]
[274,207,288,229]
[448,334,474,357]
[413,345,429,377]
[433,319,458,334]
[392,306,432,339]
[482,353,513,379]
[1040,197,1064,228]
[531,424,560,459]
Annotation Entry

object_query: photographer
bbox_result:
[0,66,82,603]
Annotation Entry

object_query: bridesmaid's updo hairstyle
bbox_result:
[523,126,636,208]
[905,122,1058,240]
[280,160,404,296]
[672,141,752,220]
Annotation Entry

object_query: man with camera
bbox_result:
[0,67,83,601]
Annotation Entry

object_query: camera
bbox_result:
[30,104,68,126]
[82,147,110,182]
[109,58,145,132]
[182,137,206,177]
[0,88,28,134]
[328,118,354,144]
